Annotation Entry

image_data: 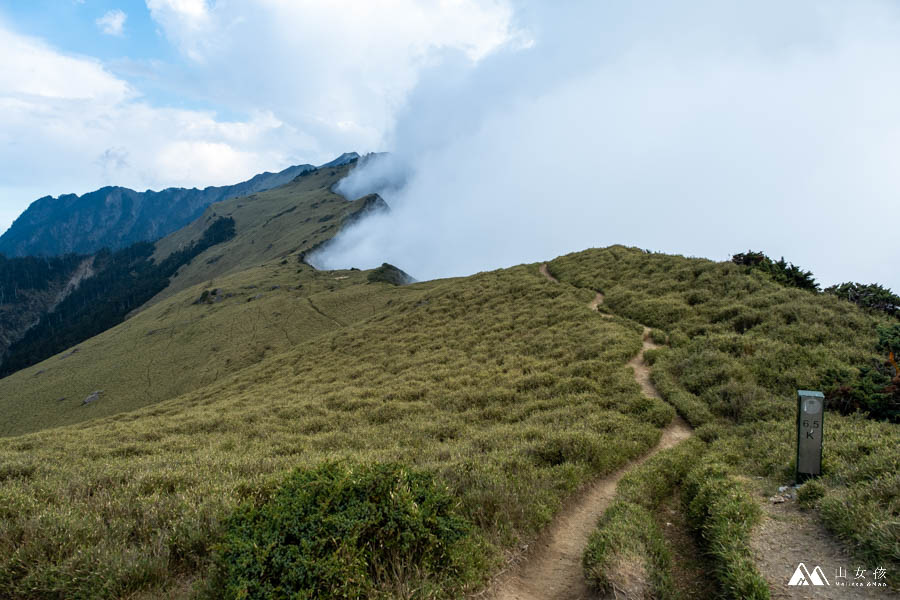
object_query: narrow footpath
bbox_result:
[480,265,693,600]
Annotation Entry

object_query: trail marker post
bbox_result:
[796,390,825,482]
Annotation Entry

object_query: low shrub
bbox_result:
[822,365,898,422]
[796,479,826,509]
[643,347,662,366]
[649,329,668,345]
[616,437,706,509]
[650,369,714,427]
[207,462,479,600]
[624,395,676,428]
[818,473,900,588]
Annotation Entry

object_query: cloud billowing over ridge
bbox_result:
[0,0,518,234]
[313,1,900,291]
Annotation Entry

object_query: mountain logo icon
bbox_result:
[788,563,830,586]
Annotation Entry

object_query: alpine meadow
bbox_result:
[1,2,899,600]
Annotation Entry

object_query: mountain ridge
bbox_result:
[0,163,314,257]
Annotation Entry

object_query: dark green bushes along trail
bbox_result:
[731,250,818,292]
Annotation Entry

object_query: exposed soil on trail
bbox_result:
[484,417,693,600]
[479,267,693,600]
[629,327,659,398]
[750,495,894,599]
[539,263,559,284]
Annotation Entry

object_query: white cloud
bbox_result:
[145,0,211,60]
[0,22,313,234]
[13,0,895,296]
[147,0,208,21]
[1,1,520,234]
[0,25,131,100]
[315,1,900,292]
[143,0,520,150]
[96,9,127,37]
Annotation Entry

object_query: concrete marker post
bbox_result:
[796,390,825,483]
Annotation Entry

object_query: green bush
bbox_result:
[797,480,826,509]
[878,323,900,356]
[826,282,900,317]
[643,347,663,366]
[650,369,714,427]
[818,472,900,588]
[649,329,668,345]
[208,463,477,600]
[822,366,898,422]
[616,437,706,509]
[732,251,818,292]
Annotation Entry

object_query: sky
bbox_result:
[1,1,898,290]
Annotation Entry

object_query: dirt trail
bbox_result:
[480,267,692,600]
[628,327,658,399]
[751,499,891,599]
[539,263,559,283]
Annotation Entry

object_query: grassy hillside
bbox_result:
[147,163,372,306]
[0,161,393,436]
[548,246,899,592]
[0,261,427,437]
[0,246,896,599]
[0,261,671,598]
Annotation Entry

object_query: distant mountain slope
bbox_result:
[0,254,90,360]
[0,217,237,378]
[0,159,397,419]
[318,151,359,168]
[0,163,314,257]
[144,160,386,307]
[0,260,427,437]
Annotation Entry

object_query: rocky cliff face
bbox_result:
[0,164,313,257]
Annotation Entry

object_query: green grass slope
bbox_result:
[549,246,899,591]
[0,246,896,599]
[0,261,429,438]
[0,162,394,437]
[0,261,673,599]
[147,163,372,306]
